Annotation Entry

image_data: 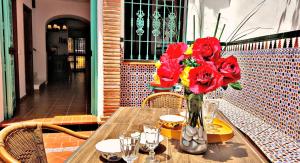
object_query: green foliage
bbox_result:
[182,58,198,67]
[229,82,242,90]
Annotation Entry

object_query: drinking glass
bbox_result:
[203,100,219,131]
[119,131,141,163]
[143,124,160,163]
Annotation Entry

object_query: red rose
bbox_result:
[188,62,223,94]
[192,37,221,63]
[157,60,182,87]
[160,53,169,64]
[161,42,187,63]
[217,55,241,86]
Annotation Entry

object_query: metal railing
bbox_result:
[124,0,187,61]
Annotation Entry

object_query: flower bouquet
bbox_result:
[151,37,241,154]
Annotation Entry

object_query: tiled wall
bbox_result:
[222,48,300,141]
[120,39,300,141]
[120,64,156,107]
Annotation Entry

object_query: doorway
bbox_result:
[1,0,98,122]
[46,18,91,114]
[23,5,34,95]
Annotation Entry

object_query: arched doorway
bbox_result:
[46,17,91,115]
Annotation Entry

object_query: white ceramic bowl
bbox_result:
[179,111,186,117]
[159,114,185,128]
[95,139,122,161]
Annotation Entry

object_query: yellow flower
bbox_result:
[184,44,193,55]
[155,61,161,69]
[180,67,193,87]
[153,73,160,84]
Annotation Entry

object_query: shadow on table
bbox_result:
[139,144,171,162]
[170,139,248,162]
[204,142,249,162]
[99,156,126,163]
[99,144,171,163]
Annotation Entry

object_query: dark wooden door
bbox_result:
[23,5,34,95]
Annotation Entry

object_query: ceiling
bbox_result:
[49,18,89,30]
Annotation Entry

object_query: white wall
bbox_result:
[98,0,104,117]
[32,0,90,83]
[187,0,300,42]
[16,0,32,98]
[186,0,202,41]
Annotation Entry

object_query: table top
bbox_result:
[67,107,269,163]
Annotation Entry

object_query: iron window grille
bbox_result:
[124,0,188,61]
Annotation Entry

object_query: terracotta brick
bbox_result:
[103,0,121,115]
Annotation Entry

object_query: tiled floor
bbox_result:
[0,73,96,126]
[0,73,98,162]
[43,131,94,163]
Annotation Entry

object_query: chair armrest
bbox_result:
[42,124,90,140]
[0,146,20,163]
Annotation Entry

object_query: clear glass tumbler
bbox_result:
[203,100,219,131]
[143,124,160,163]
[119,131,141,163]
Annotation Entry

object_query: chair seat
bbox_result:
[0,123,89,163]
[142,92,184,110]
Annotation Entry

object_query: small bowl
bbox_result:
[159,115,185,129]
[95,139,122,162]
[179,111,186,117]
[139,132,164,152]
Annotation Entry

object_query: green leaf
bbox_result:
[229,82,242,90]
[183,59,198,67]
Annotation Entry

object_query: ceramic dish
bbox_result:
[159,114,185,129]
[179,111,186,117]
[95,133,164,159]
[95,139,122,162]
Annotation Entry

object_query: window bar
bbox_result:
[183,0,189,43]
[130,0,134,59]
[153,0,161,60]
[146,0,150,60]
[168,0,176,43]
[124,40,172,43]
[136,0,145,60]
[124,1,184,8]
[161,0,166,54]
[177,0,182,42]
[168,1,175,43]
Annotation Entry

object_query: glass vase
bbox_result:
[179,92,208,154]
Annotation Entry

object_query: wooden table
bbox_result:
[67,108,269,163]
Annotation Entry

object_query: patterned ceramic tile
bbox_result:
[217,99,299,163]
[222,48,300,141]
[120,64,156,107]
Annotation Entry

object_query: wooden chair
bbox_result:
[142,92,184,109]
[0,123,89,163]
